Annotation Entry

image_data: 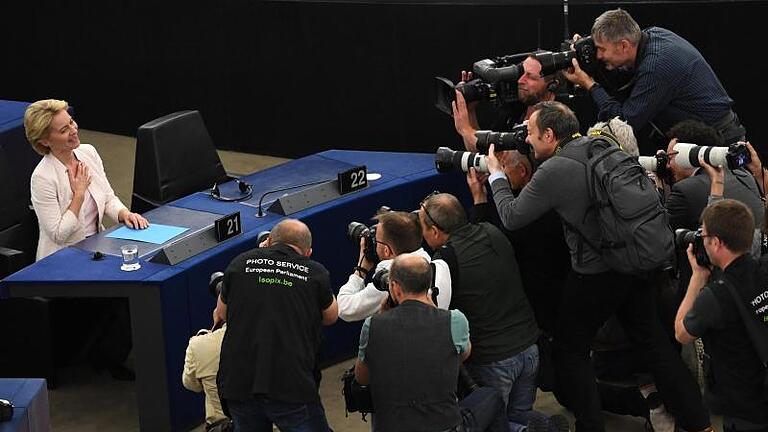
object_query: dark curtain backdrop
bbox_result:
[3,0,765,158]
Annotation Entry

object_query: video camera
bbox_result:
[434,53,530,116]
[675,228,710,267]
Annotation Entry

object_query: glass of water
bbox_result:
[120,244,141,271]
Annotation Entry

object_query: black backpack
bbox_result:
[558,134,674,275]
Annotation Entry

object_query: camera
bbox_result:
[434,53,529,115]
[675,228,710,267]
[209,271,224,298]
[435,147,488,174]
[257,230,271,245]
[535,37,598,77]
[673,142,752,170]
[348,222,379,262]
[638,151,670,177]
[475,123,530,155]
[371,268,390,292]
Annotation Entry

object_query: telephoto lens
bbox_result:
[435,147,489,174]
[475,124,529,155]
[673,142,751,170]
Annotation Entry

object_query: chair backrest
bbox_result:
[131,110,228,212]
[0,146,39,274]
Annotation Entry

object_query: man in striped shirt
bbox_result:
[564,8,745,154]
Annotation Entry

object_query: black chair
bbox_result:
[131,110,229,213]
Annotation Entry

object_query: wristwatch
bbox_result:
[589,82,601,93]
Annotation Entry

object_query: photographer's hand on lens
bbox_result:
[485,144,504,175]
[452,89,479,152]
[563,58,596,91]
[212,294,227,328]
[466,168,489,204]
[686,243,711,283]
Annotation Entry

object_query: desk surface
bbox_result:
[0,378,49,432]
[0,100,28,132]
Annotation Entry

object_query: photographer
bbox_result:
[183,293,231,432]
[337,211,451,322]
[563,9,745,153]
[418,193,569,432]
[354,253,508,432]
[216,219,337,431]
[675,199,768,432]
[452,54,563,152]
[466,150,569,336]
[485,100,712,432]
[664,120,763,233]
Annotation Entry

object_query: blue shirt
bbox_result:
[591,27,734,135]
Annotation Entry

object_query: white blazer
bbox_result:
[30,144,127,260]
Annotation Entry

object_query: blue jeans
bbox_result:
[227,396,330,432]
[466,344,548,432]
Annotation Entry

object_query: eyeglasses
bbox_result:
[420,191,447,232]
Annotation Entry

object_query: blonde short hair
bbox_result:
[589,117,639,157]
[24,99,69,156]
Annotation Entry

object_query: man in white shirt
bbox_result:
[338,211,452,321]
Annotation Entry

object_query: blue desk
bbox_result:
[0,150,468,431]
[0,379,49,432]
[0,101,40,210]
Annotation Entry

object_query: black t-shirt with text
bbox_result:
[218,243,333,403]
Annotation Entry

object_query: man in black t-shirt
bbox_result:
[676,200,768,432]
[418,192,570,432]
[215,219,338,432]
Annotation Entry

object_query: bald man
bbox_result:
[216,219,337,431]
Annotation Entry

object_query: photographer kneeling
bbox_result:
[338,211,451,321]
[354,254,506,432]
[675,199,768,432]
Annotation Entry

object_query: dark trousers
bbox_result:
[227,396,330,432]
[552,270,710,432]
[458,386,507,432]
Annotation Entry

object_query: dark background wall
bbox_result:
[3,0,765,158]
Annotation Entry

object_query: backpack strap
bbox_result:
[429,261,439,307]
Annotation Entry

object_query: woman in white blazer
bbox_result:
[25,99,149,260]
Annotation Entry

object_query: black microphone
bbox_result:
[255,178,334,217]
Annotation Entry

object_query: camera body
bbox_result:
[536,37,598,77]
[638,151,670,177]
[348,222,380,263]
[674,142,752,170]
[435,147,489,174]
[475,123,530,155]
[675,228,710,267]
